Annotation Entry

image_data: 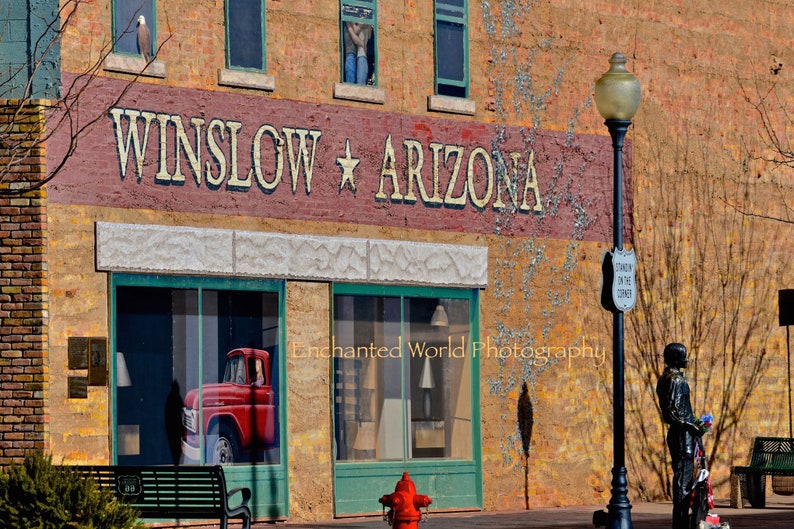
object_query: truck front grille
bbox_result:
[182,408,197,433]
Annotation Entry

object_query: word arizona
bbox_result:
[108,107,544,213]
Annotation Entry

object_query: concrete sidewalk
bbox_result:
[264,495,794,529]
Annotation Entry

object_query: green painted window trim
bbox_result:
[335,460,480,515]
[339,0,378,86]
[225,0,267,72]
[331,283,482,514]
[109,273,289,519]
[434,0,469,98]
[333,283,473,300]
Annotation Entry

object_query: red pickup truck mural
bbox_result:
[181,348,277,464]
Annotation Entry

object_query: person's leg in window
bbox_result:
[343,21,357,83]
[356,53,368,85]
[345,53,357,83]
[355,24,371,85]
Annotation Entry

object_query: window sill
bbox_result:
[103,53,166,78]
[333,83,385,105]
[427,94,475,116]
[218,68,276,92]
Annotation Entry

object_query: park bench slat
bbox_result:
[70,465,251,529]
[732,436,794,508]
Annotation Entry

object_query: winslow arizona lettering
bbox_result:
[109,107,544,213]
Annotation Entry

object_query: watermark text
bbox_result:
[289,336,606,368]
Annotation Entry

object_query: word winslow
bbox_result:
[108,107,544,213]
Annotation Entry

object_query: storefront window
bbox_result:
[114,279,281,467]
[334,293,472,461]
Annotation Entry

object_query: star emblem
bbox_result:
[336,139,360,193]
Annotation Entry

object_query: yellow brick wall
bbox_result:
[285,280,333,520]
[49,0,794,515]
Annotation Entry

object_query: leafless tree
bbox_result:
[623,101,789,501]
[731,74,794,225]
[0,0,169,195]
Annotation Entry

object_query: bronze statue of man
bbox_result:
[655,342,705,529]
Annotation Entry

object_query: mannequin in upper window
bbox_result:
[344,21,371,85]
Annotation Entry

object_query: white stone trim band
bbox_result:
[95,222,488,288]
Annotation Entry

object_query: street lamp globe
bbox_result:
[594,52,641,121]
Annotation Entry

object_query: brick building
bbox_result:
[1,0,793,524]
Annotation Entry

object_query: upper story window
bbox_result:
[434,0,468,98]
[113,0,155,59]
[340,0,377,86]
[226,0,266,71]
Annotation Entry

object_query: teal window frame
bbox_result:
[112,0,155,57]
[226,0,267,71]
[434,0,469,98]
[339,0,378,85]
[331,283,482,515]
[109,273,289,520]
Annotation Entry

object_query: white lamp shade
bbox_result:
[430,304,449,327]
[419,356,435,389]
[116,352,132,387]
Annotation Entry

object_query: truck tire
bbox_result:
[208,424,241,464]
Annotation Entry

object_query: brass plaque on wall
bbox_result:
[88,337,108,386]
[68,376,88,399]
[67,337,89,369]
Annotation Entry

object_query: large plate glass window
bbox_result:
[340,0,377,86]
[434,0,468,98]
[226,0,266,71]
[112,0,155,57]
[332,285,481,514]
[112,275,286,519]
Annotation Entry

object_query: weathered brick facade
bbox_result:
[0,100,49,462]
[1,0,789,522]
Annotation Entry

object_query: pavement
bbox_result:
[255,494,794,529]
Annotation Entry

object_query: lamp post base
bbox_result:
[593,467,634,528]
[606,466,633,529]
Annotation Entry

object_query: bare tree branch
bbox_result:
[621,101,788,501]
[725,76,794,225]
[0,0,172,195]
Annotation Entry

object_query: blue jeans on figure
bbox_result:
[357,55,368,85]
[345,53,356,83]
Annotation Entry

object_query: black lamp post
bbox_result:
[594,52,641,529]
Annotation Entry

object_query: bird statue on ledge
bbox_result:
[137,15,153,62]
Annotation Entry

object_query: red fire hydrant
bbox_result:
[379,472,432,528]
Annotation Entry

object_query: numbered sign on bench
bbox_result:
[116,473,143,501]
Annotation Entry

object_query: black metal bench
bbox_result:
[732,436,794,508]
[72,465,251,528]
